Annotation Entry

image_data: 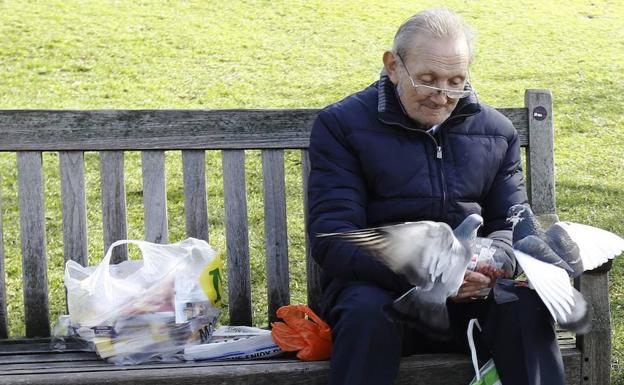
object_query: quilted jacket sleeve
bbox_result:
[307,109,411,294]
[482,124,529,274]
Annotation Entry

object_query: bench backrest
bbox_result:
[0,89,555,339]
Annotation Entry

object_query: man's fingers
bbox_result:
[460,284,487,292]
[454,271,492,301]
[463,271,491,285]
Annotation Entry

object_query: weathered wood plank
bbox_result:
[262,149,290,323]
[499,108,529,144]
[0,181,6,339]
[0,340,88,354]
[301,150,322,314]
[0,109,529,151]
[0,352,99,364]
[0,110,317,151]
[182,150,209,241]
[100,151,128,263]
[59,151,88,266]
[576,272,612,385]
[524,89,556,216]
[222,150,252,326]
[141,151,168,244]
[17,152,50,338]
[0,350,581,385]
[1,360,110,371]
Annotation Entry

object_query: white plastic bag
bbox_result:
[467,319,502,385]
[65,237,221,328]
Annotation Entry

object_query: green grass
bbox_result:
[1,0,623,381]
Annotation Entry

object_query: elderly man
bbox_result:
[307,8,566,385]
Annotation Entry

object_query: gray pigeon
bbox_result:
[507,204,624,334]
[317,214,484,334]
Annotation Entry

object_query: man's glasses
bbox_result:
[395,53,471,99]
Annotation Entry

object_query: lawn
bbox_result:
[0,0,623,382]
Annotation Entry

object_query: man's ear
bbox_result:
[383,51,399,84]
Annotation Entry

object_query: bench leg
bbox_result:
[576,271,612,385]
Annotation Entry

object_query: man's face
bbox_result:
[385,36,470,128]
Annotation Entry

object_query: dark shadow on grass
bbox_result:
[555,180,624,201]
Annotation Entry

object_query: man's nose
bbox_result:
[429,90,448,104]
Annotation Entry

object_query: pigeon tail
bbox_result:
[557,288,591,335]
[385,287,451,340]
[507,204,542,243]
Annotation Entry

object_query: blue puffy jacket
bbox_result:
[307,74,528,307]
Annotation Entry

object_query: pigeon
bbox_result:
[317,214,484,335]
[506,204,624,334]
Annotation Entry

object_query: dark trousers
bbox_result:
[324,281,566,385]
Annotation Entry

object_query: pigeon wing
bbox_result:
[553,222,624,271]
[317,221,457,288]
[514,249,576,323]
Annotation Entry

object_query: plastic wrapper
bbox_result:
[184,326,283,361]
[57,238,223,364]
[466,237,504,297]
[467,237,498,271]
[92,312,215,365]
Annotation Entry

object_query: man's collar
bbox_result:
[377,70,480,131]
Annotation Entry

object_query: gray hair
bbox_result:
[392,8,476,63]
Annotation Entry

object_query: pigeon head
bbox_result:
[507,204,542,243]
[506,205,526,226]
[453,213,483,242]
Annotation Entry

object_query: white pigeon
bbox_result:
[507,204,624,334]
[317,214,484,335]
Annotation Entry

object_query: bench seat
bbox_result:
[0,338,581,385]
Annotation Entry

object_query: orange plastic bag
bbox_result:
[271,304,332,361]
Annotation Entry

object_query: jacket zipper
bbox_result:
[434,112,474,219]
[435,132,447,219]
[379,111,475,220]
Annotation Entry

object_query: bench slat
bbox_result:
[0,352,99,364]
[17,152,50,337]
[262,149,290,322]
[222,150,252,326]
[59,151,88,266]
[1,360,110,371]
[0,350,581,385]
[141,151,168,244]
[0,181,7,338]
[0,109,529,151]
[0,340,87,354]
[182,150,209,241]
[301,150,322,314]
[100,151,128,263]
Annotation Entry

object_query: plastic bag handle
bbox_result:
[82,239,152,293]
[467,318,482,380]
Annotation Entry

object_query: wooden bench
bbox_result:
[0,89,613,385]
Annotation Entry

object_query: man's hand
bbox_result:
[452,270,491,302]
